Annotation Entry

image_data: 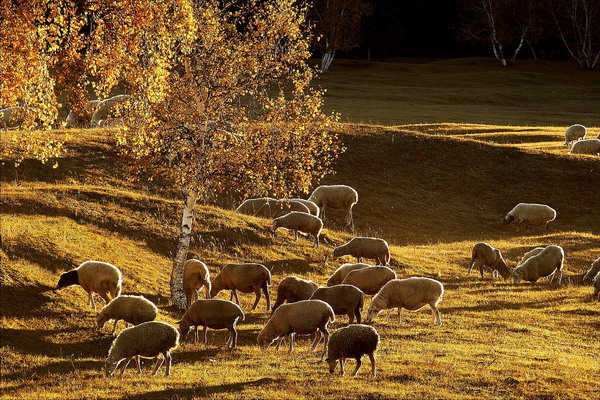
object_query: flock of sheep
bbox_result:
[54,182,600,380]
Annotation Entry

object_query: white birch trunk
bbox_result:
[170,191,198,310]
[321,49,336,71]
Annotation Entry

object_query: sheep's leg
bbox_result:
[263,283,271,311]
[276,336,285,351]
[357,257,362,263]
[294,230,299,242]
[368,353,376,377]
[151,356,165,377]
[467,261,475,275]
[321,329,329,359]
[251,287,262,310]
[89,292,96,311]
[136,355,142,375]
[311,331,322,351]
[355,306,362,324]
[348,312,354,324]
[340,359,345,375]
[431,305,442,326]
[289,333,295,352]
[165,353,172,377]
[229,327,237,349]
[314,234,320,249]
[398,308,403,324]
[555,270,563,285]
[203,285,211,299]
[120,357,132,376]
[232,289,241,306]
[111,319,119,336]
[203,326,208,344]
[352,357,362,377]
[478,263,485,278]
[99,291,111,305]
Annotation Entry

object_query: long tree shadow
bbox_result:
[443,296,570,314]
[1,283,59,318]
[263,259,316,275]
[2,359,103,382]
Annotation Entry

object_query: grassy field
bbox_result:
[2,60,600,400]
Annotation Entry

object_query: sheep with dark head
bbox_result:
[57,261,122,311]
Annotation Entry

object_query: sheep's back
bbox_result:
[77,261,121,293]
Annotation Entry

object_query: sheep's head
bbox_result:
[512,269,524,285]
[57,270,79,289]
[501,215,514,225]
[326,357,337,374]
[257,330,274,350]
[332,246,343,259]
[177,319,191,340]
[365,305,381,323]
[271,220,280,237]
[104,357,119,377]
[492,250,511,280]
[96,313,109,329]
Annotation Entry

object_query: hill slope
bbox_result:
[1,124,599,400]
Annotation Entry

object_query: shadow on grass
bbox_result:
[3,236,76,273]
[0,283,58,318]
[263,259,316,275]
[2,359,104,382]
[444,296,570,314]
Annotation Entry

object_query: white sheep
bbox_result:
[512,245,564,285]
[235,198,310,218]
[210,263,271,310]
[333,237,391,265]
[326,263,372,286]
[56,261,122,311]
[468,242,511,279]
[177,299,245,348]
[501,203,556,232]
[97,295,158,336]
[288,198,320,216]
[257,299,335,356]
[65,100,101,128]
[105,321,179,377]
[582,257,600,285]
[309,284,364,324]
[272,276,319,312]
[365,277,444,326]
[273,211,323,248]
[569,139,600,156]
[91,95,129,127]
[308,185,358,228]
[326,324,379,377]
[183,259,211,308]
[564,124,587,146]
[341,266,397,295]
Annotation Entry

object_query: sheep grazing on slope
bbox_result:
[288,198,320,216]
[501,203,556,232]
[310,284,364,324]
[592,272,600,301]
[257,299,334,356]
[326,263,372,286]
[56,261,122,311]
[341,266,397,295]
[272,276,319,312]
[177,299,245,349]
[366,277,444,326]
[308,185,358,229]
[273,211,323,248]
[65,100,101,128]
[210,263,271,311]
[564,124,587,147]
[468,242,511,279]
[183,259,211,308]
[235,198,310,218]
[105,321,179,377]
[582,257,600,285]
[97,295,158,336]
[326,324,379,377]
[569,139,600,156]
[91,94,129,127]
[512,245,564,285]
[333,237,391,265]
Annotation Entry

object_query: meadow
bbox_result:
[1,59,599,400]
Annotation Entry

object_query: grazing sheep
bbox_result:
[308,185,358,228]
[183,259,211,308]
[512,245,564,285]
[326,263,372,286]
[91,95,129,127]
[235,198,310,218]
[583,257,600,285]
[468,242,511,280]
[65,100,101,128]
[310,284,364,324]
[56,261,122,311]
[210,263,271,311]
[177,299,245,349]
[341,266,396,295]
[0,106,22,130]
[257,299,335,356]
[326,324,379,377]
[365,277,444,326]
[272,276,319,312]
[592,271,600,301]
[97,295,158,336]
[333,237,391,265]
[105,321,179,377]
[501,203,556,232]
[569,139,600,156]
[564,124,587,146]
[273,211,323,248]
[288,198,320,216]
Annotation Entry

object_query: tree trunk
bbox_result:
[170,191,198,311]
[321,49,336,71]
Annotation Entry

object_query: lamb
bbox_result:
[288,198,320,216]
[272,276,319,312]
[592,271,600,301]
[257,299,334,356]
[65,100,101,128]
[309,284,364,324]
[341,266,396,295]
[56,261,122,311]
[564,124,587,146]
[512,245,564,285]
[91,94,129,127]
[333,237,391,265]
[326,324,379,377]
[582,257,600,285]
[273,211,323,248]
[308,185,358,228]
[183,259,211,308]
[105,321,179,377]
[97,295,158,336]
[177,299,245,349]
[569,139,600,156]
[468,242,511,279]
[210,263,271,311]
[365,277,444,326]
[501,203,556,232]
[235,198,310,218]
[326,263,371,286]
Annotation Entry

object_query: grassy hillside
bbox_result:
[1,121,598,400]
